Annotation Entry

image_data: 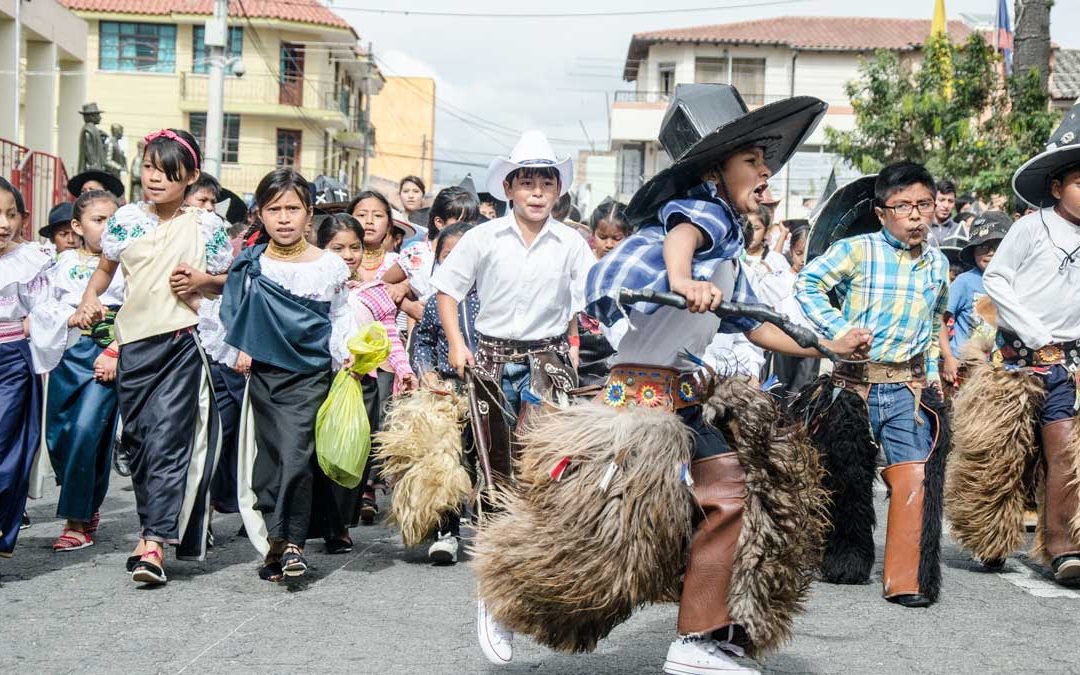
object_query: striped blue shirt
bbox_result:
[585,182,760,334]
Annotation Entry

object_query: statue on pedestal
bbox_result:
[104,123,127,180]
[77,102,107,173]
[129,139,145,203]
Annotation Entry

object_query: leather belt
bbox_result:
[994,333,1080,369]
[599,364,710,412]
[833,354,927,385]
[476,333,567,364]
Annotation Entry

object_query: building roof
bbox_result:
[1052,49,1080,101]
[58,0,352,32]
[624,16,975,80]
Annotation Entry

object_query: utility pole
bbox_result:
[13,0,21,143]
[203,0,228,177]
[360,42,373,188]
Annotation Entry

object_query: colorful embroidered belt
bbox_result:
[599,364,709,412]
[833,354,927,385]
[476,333,568,364]
[82,306,120,348]
[0,321,24,344]
[994,335,1080,369]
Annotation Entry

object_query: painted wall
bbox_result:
[367,76,435,190]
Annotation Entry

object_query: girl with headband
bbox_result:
[75,128,233,586]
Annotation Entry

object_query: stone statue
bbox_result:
[77,102,107,173]
[129,139,145,203]
[103,123,127,180]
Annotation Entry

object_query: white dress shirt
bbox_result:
[983,208,1080,349]
[431,213,595,342]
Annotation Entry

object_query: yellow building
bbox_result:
[368,76,436,189]
[57,0,383,196]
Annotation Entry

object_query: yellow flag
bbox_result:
[931,0,947,37]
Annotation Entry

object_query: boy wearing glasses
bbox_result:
[946,103,1080,586]
[794,162,951,609]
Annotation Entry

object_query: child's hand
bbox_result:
[399,372,417,392]
[169,263,210,296]
[234,351,252,376]
[75,297,106,329]
[93,351,118,383]
[941,353,960,384]
[824,328,872,359]
[449,343,475,379]
[671,278,723,313]
[386,281,409,305]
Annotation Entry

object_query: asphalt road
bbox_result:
[4,477,1080,674]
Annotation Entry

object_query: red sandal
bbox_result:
[88,511,100,535]
[131,548,167,585]
[52,528,94,552]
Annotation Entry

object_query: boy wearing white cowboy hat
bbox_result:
[946,100,1080,585]
[430,129,595,664]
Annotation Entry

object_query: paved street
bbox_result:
[4,475,1080,674]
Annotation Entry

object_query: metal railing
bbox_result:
[179,72,351,123]
[2,137,70,240]
[614,90,672,104]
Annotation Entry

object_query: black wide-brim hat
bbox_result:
[806,175,878,263]
[959,210,1012,267]
[67,170,124,200]
[626,85,827,227]
[217,188,248,226]
[1013,102,1080,207]
[39,201,74,239]
[939,232,967,268]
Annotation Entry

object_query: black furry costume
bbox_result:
[791,376,951,601]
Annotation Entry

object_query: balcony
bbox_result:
[610,90,670,142]
[179,72,350,130]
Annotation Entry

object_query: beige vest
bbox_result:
[114,208,207,345]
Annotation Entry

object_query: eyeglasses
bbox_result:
[880,201,935,217]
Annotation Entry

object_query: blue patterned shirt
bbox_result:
[585,182,760,335]
[795,228,949,379]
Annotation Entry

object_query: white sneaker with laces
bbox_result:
[663,634,759,674]
[428,531,459,565]
[476,599,513,665]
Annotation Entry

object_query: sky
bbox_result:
[328,0,1080,185]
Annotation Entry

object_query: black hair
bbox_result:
[0,178,28,217]
[399,174,426,195]
[956,193,975,211]
[432,221,475,272]
[589,198,630,235]
[874,162,937,206]
[505,166,561,191]
[567,205,582,223]
[186,173,221,199]
[784,219,810,267]
[347,189,392,219]
[428,186,480,239]
[254,167,312,212]
[552,192,573,221]
[1051,162,1080,187]
[935,179,957,196]
[316,212,365,249]
[742,205,772,249]
[144,128,202,182]
[73,189,119,222]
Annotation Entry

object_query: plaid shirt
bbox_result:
[585,182,760,334]
[795,228,949,379]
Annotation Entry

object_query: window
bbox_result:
[276,129,303,167]
[694,57,727,84]
[658,63,676,96]
[192,26,243,74]
[731,58,766,106]
[99,22,177,73]
[618,144,644,196]
[189,113,241,164]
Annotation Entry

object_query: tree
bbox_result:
[825,33,1059,203]
[1013,0,1053,93]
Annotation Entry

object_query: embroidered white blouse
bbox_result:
[1,244,71,372]
[102,202,233,274]
[197,250,358,370]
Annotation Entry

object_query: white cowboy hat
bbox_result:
[390,208,417,238]
[485,130,574,200]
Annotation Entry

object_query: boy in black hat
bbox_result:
[40,203,79,256]
[946,101,1080,585]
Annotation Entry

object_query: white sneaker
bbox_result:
[476,600,513,665]
[663,635,759,674]
[428,531,459,565]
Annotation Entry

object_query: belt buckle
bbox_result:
[1037,345,1064,364]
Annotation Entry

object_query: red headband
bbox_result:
[143,129,200,168]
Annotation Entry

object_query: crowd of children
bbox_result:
[4,86,1080,675]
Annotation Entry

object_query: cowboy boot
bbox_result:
[881,460,932,607]
[1040,418,1080,584]
[677,454,746,636]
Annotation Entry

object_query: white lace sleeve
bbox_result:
[199,210,234,274]
[195,297,238,367]
[328,283,359,370]
[24,273,78,374]
[101,204,149,262]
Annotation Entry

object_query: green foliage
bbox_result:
[825,33,1060,202]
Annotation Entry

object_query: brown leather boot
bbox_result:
[1040,418,1080,584]
[677,454,746,635]
[881,460,931,607]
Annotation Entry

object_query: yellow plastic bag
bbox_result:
[316,322,391,488]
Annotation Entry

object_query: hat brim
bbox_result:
[391,218,417,239]
[486,157,573,201]
[67,170,125,200]
[959,233,1004,267]
[1012,146,1080,207]
[38,222,71,239]
[626,96,828,227]
[805,175,879,262]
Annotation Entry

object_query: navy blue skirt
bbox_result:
[0,340,42,556]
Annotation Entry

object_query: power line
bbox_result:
[320,0,807,18]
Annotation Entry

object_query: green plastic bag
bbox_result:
[316,322,391,488]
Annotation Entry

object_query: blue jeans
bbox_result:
[500,362,532,425]
[866,383,934,465]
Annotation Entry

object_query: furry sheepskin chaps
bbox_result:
[946,362,1044,563]
[470,378,827,656]
[374,388,473,548]
[792,377,951,601]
